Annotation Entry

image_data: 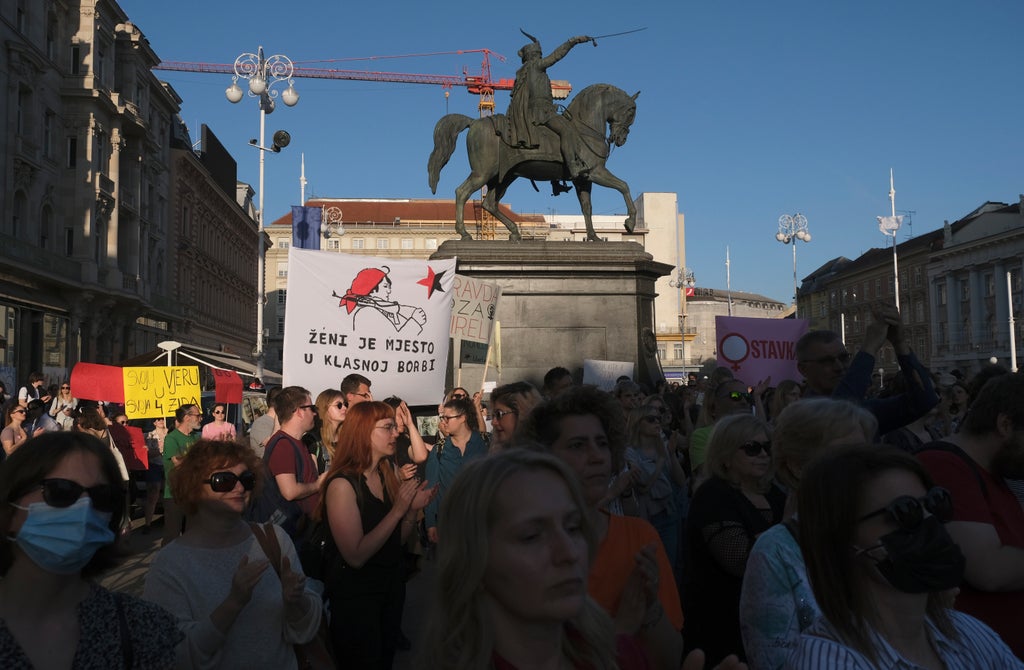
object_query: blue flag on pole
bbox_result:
[291,206,322,250]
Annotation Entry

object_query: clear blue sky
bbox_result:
[120,0,1024,306]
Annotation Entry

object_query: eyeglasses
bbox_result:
[858,487,953,530]
[450,393,468,400]
[332,401,347,410]
[641,415,661,424]
[116,419,128,425]
[723,391,752,403]
[738,440,771,456]
[36,478,120,513]
[351,392,372,399]
[212,410,224,415]
[298,404,317,412]
[438,414,464,422]
[802,352,852,366]
[12,409,25,415]
[61,386,70,390]
[206,470,256,493]
[492,409,518,421]
[375,423,400,432]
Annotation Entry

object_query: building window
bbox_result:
[71,44,81,74]
[657,345,666,360]
[913,267,922,287]
[276,263,288,278]
[46,14,58,60]
[401,238,414,250]
[327,239,340,250]
[277,291,287,305]
[351,238,365,249]
[43,111,55,159]
[874,278,881,297]
[937,321,946,344]
[984,273,994,297]
[673,343,682,359]
[376,238,389,250]
[888,276,894,295]
[40,206,53,250]
[279,240,290,249]
[67,136,77,167]
[914,300,924,323]
[277,316,285,334]
[426,238,438,250]
[64,227,74,256]
[960,279,969,301]
[1012,269,1022,292]
[937,283,946,306]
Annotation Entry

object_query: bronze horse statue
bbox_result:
[428,84,640,241]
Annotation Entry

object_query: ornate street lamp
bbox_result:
[226,47,299,382]
[669,267,696,376]
[776,213,811,317]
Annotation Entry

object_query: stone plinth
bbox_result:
[432,240,673,391]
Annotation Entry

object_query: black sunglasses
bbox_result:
[858,487,953,530]
[739,440,771,456]
[332,401,347,410]
[37,478,120,513]
[206,470,256,493]
[492,409,518,421]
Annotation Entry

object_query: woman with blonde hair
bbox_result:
[417,449,648,670]
[683,413,785,664]
[314,388,348,465]
[48,380,78,430]
[739,398,876,669]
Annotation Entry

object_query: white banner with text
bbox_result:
[283,249,456,404]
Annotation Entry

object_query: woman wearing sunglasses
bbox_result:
[622,404,687,568]
[48,380,79,430]
[488,381,543,450]
[683,413,785,665]
[2,404,32,456]
[144,439,322,669]
[201,402,236,441]
[318,401,436,668]
[790,444,1020,668]
[313,389,348,469]
[739,398,876,669]
[0,431,182,668]
[423,396,487,545]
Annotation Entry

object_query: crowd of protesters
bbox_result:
[2,300,1024,669]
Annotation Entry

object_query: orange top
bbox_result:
[588,512,684,631]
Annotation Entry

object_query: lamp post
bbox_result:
[669,266,696,377]
[226,47,299,382]
[775,213,811,317]
[877,169,903,311]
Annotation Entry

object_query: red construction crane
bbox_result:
[155,49,572,117]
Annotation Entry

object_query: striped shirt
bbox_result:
[786,609,1022,669]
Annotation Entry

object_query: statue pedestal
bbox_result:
[432,240,673,392]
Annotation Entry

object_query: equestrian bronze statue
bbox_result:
[428,31,640,242]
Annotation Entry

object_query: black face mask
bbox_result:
[865,515,965,594]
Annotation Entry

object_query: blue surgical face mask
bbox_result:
[9,497,115,574]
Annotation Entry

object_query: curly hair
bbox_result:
[416,449,617,670]
[517,385,627,472]
[0,432,126,577]
[170,439,262,515]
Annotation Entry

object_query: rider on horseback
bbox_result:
[507,30,592,180]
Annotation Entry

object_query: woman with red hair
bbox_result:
[319,401,436,668]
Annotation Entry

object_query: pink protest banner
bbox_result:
[212,369,243,404]
[70,362,126,403]
[715,316,810,385]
